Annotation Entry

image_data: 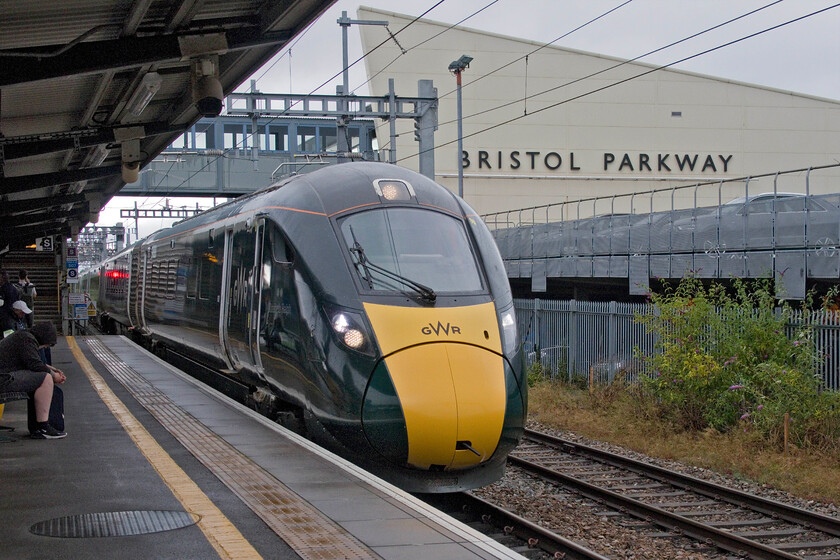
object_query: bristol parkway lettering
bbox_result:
[603,153,733,172]
[460,150,733,173]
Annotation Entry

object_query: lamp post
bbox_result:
[449,55,472,199]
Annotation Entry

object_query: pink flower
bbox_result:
[740,413,751,420]
[728,384,744,390]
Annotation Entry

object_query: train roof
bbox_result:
[142,162,465,243]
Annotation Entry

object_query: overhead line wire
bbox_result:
[437,0,635,100]
[399,2,839,164]
[437,0,785,128]
[143,0,449,209]
[355,0,502,99]
[379,0,631,151]
[386,0,639,150]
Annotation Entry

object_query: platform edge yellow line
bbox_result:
[66,336,263,560]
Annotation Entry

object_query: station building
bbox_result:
[357,7,840,219]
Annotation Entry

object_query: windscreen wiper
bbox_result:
[348,228,437,302]
[349,226,375,289]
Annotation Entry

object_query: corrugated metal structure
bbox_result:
[0,0,335,250]
[488,165,840,300]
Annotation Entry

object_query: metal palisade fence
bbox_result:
[514,298,840,390]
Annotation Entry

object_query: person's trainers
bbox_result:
[31,425,66,439]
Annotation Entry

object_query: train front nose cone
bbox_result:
[381,343,507,470]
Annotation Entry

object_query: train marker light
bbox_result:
[499,305,518,355]
[343,329,365,349]
[374,179,414,201]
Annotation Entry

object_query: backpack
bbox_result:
[16,282,34,308]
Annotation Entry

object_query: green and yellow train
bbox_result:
[83,162,526,492]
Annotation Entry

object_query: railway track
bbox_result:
[509,428,840,560]
[421,491,610,560]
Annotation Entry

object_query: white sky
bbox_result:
[98,0,840,240]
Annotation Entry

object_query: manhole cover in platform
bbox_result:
[30,510,200,538]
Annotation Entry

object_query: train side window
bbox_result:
[150,261,160,295]
[168,259,178,299]
[270,225,293,264]
[186,256,198,299]
[199,238,223,301]
[199,260,212,300]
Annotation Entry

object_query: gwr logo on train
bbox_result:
[421,322,462,336]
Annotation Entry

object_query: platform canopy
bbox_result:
[0,0,335,250]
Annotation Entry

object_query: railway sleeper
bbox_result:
[672,509,747,518]
[731,528,809,538]
[706,518,776,528]
[611,483,670,491]
[658,500,718,508]
[773,538,840,551]
[630,490,689,499]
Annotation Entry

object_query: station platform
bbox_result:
[0,335,526,560]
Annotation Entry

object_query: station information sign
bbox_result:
[66,246,79,284]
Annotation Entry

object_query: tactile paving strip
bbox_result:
[85,337,381,560]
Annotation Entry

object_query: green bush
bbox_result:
[636,277,840,450]
[527,362,548,388]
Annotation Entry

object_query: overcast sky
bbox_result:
[100,0,840,240]
[246,0,840,99]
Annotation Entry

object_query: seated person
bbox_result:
[0,322,66,439]
[11,300,32,331]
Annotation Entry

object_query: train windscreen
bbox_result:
[340,208,483,294]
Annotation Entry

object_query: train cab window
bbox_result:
[339,208,483,294]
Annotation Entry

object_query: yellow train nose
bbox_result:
[383,343,507,469]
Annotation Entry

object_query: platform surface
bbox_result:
[0,335,526,560]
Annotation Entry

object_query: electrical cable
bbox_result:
[144,0,449,206]
[438,0,785,128]
[394,0,784,142]
[398,2,840,163]
[381,0,639,150]
[356,0,502,97]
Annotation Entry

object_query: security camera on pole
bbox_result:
[448,55,472,199]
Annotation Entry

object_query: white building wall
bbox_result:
[358,7,840,218]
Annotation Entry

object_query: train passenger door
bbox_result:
[222,221,260,372]
[257,223,306,383]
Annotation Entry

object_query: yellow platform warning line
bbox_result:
[66,336,263,560]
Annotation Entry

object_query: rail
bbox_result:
[512,428,840,559]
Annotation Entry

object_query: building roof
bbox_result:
[0,0,335,250]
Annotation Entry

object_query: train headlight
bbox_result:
[499,304,519,356]
[329,307,376,355]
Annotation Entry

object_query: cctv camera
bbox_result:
[122,161,140,183]
[194,76,223,117]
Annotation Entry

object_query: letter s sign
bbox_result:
[36,236,54,252]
